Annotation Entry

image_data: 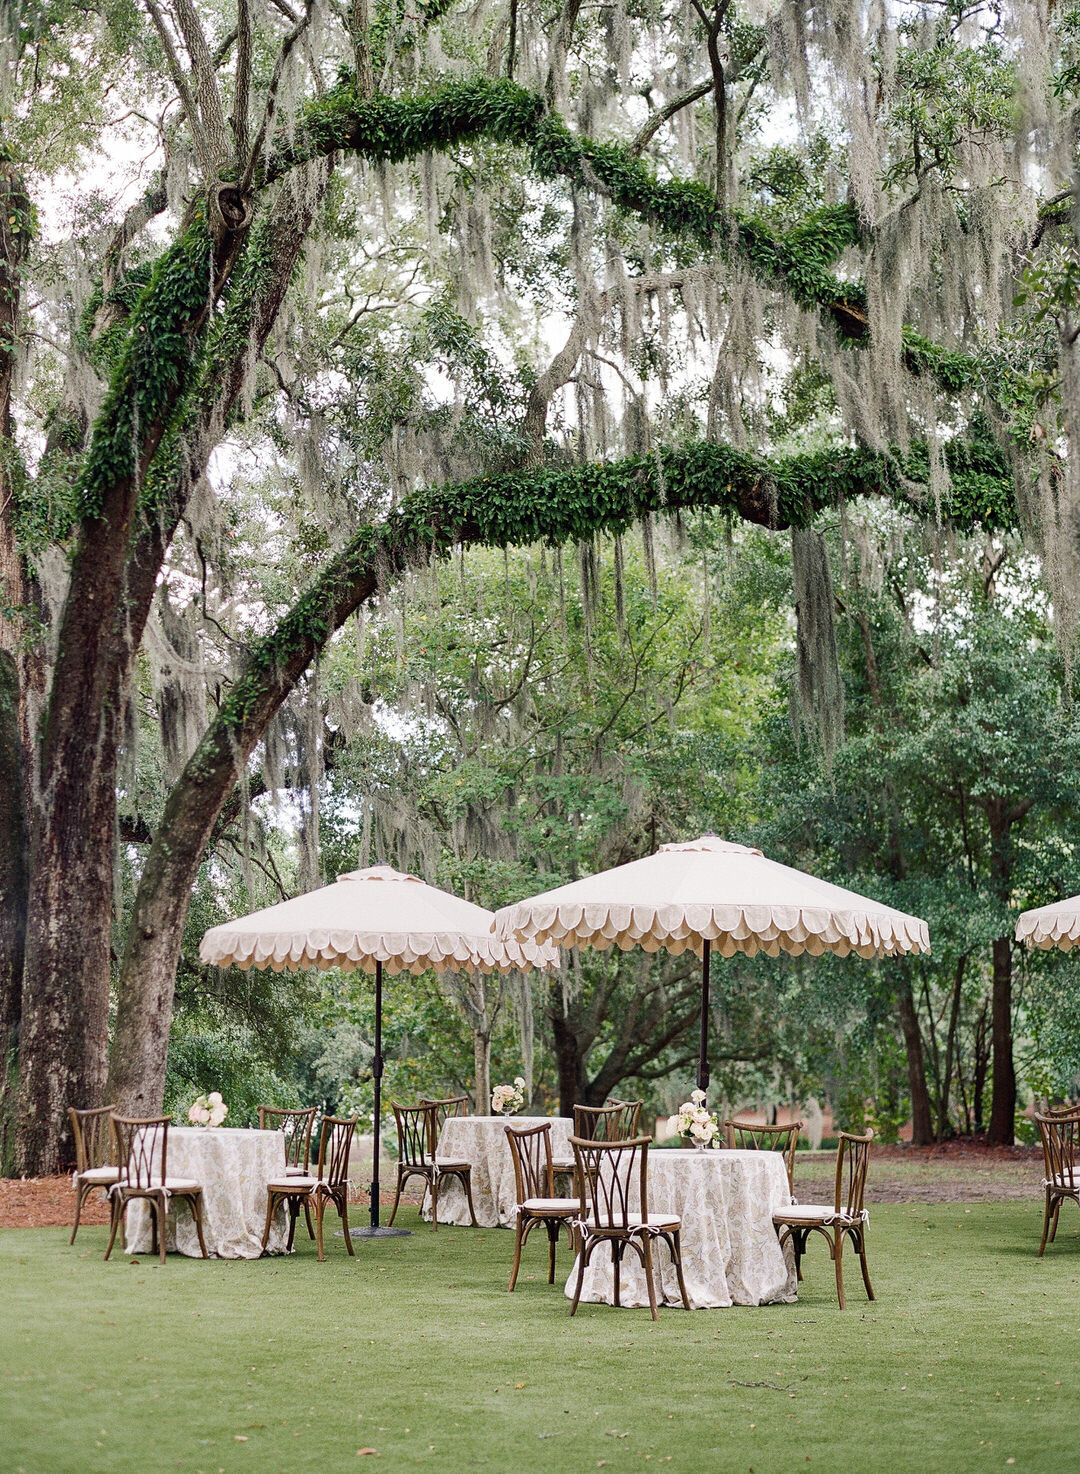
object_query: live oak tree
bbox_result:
[1,0,1076,1168]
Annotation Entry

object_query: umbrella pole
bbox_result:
[371,958,383,1228]
[697,938,711,1102]
[347,958,410,1239]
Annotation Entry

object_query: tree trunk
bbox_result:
[551,1003,588,1118]
[896,972,934,1147]
[972,998,989,1133]
[0,652,28,1169]
[988,935,1016,1145]
[937,953,966,1143]
[472,1029,492,1116]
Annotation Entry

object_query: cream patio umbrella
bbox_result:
[200,863,557,1236]
[494,835,930,1102]
[1015,895,1080,952]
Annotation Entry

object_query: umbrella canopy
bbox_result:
[494,835,929,1102]
[200,863,557,975]
[1015,896,1080,952]
[200,864,556,1234]
[493,835,930,961]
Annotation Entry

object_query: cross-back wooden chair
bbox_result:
[104,1115,208,1266]
[567,1134,690,1321]
[258,1105,318,1175]
[418,1094,468,1151]
[1034,1110,1080,1255]
[573,1102,640,1142]
[724,1119,804,1197]
[261,1113,358,1260]
[387,1102,477,1231]
[504,1122,578,1291]
[772,1129,874,1309]
[68,1104,120,1244]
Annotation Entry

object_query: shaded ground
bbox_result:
[796,1142,1045,1205]
[1,1142,1044,1228]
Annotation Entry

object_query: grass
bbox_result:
[3,1202,1080,1473]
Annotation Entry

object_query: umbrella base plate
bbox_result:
[337,1226,412,1239]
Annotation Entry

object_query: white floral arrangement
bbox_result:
[188,1091,228,1127]
[668,1089,719,1147]
[491,1078,526,1114]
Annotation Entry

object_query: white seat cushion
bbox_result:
[773,1203,862,1225]
[268,1176,318,1191]
[285,1164,309,1176]
[434,1160,470,1171]
[582,1213,681,1231]
[122,1178,201,1193]
[79,1166,120,1184]
[521,1197,578,1214]
[550,1159,575,1171]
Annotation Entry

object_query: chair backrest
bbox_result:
[314,1114,358,1188]
[505,1121,554,1203]
[69,1105,117,1174]
[573,1103,639,1142]
[833,1129,874,1217]
[1036,1111,1080,1188]
[569,1134,651,1231]
[111,1115,171,1190]
[419,1095,468,1151]
[603,1099,643,1137]
[724,1119,803,1194]
[258,1106,318,1169]
[392,1102,436,1168]
[1043,1101,1080,1119]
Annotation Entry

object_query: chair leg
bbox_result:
[431,1171,439,1232]
[641,1234,659,1322]
[670,1230,692,1311]
[189,1193,209,1259]
[569,1236,589,1317]
[547,1221,558,1284]
[462,1168,479,1228]
[856,1228,874,1301]
[104,1194,123,1261]
[303,1199,315,1240]
[287,1199,300,1252]
[154,1194,167,1266]
[70,1182,88,1246]
[612,1240,621,1308]
[387,1167,404,1228]
[315,1195,326,1262]
[339,1193,354,1256]
[1050,1196,1063,1244]
[150,1199,159,1259]
[1038,1189,1054,1256]
[508,1213,526,1292]
[833,1231,846,1310]
[261,1192,277,1253]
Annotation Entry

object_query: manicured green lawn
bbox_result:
[2,1202,1079,1473]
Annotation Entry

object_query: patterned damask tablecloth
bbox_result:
[423,1115,575,1228]
[124,1127,290,1259]
[564,1148,797,1310]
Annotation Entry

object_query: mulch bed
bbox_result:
[0,1143,1046,1229]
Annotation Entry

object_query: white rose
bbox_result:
[207,1091,223,1106]
[514,1077,525,1088]
[690,1089,706,1104]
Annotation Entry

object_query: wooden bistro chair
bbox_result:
[724,1119,804,1197]
[573,1101,642,1142]
[504,1122,579,1291]
[68,1104,120,1245]
[387,1101,477,1230]
[418,1095,469,1150]
[261,1113,358,1261]
[1034,1110,1080,1255]
[772,1129,874,1310]
[104,1115,208,1266]
[258,1105,318,1176]
[567,1134,691,1321]
[259,1104,319,1241]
